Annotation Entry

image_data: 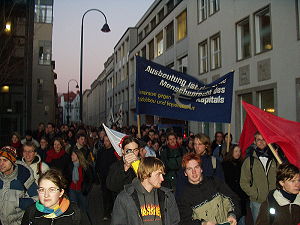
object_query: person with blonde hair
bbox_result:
[111,157,180,225]
[69,149,93,219]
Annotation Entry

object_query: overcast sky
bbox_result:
[52,0,153,93]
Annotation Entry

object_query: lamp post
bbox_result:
[67,79,79,125]
[79,9,110,123]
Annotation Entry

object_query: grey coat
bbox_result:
[0,161,38,225]
[111,178,180,225]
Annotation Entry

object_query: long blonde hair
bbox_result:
[72,149,89,170]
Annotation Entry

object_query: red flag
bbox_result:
[239,101,300,168]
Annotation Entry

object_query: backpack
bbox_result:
[27,203,81,224]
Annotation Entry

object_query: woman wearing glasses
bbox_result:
[21,169,81,225]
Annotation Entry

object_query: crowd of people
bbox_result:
[0,122,299,225]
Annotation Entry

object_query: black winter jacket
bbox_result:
[106,159,136,194]
[21,202,81,225]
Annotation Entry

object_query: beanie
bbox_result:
[0,146,17,164]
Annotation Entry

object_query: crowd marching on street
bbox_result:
[0,122,299,225]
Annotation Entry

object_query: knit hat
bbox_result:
[0,146,17,164]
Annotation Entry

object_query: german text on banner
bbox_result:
[239,101,300,168]
[135,56,234,123]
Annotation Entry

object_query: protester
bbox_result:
[177,152,240,225]
[175,133,224,199]
[72,133,92,162]
[152,138,161,157]
[106,136,139,195]
[160,132,183,190]
[10,132,23,159]
[111,157,180,225]
[143,136,156,157]
[222,144,248,225]
[240,131,277,223]
[22,142,49,183]
[45,137,71,178]
[183,136,194,155]
[256,163,300,225]
[95,135,118,220]
[0,146,38,225]
[46,122,56,146]
[33,122,46,142]
[69,149,93,223]
[211,131,224,155]
[37,136,50,162]
[21,129,40,148]
[21,169,81,225]
[213,132,232,162]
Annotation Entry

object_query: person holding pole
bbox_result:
[240,131,278,223]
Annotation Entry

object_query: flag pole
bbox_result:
[226,123,231,152]
[137,114,141,138]
[267,143,283,165]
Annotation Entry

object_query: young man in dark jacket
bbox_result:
[177,152,240,225]
[111,157,180,225]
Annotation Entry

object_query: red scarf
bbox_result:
[45,149,66,163]
[168,143,179,149]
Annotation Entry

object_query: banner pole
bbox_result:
[226,123,231,153]
[267,143,283,165]
[137,114,141,138]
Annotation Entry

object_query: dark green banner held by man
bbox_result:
[135,56,234,123]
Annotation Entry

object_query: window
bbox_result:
[198,0,207,23]
[144,25,150,36]
[209,0,220,15]
[148,39,154,60]
[177,10,187,41]
[141,46,146,58]
[167,0,175,13]
[156,31,164,57]
[254,6,272,53]
[166,21,174,49]
[158,8,164,23]
[151,17,156,30]
[210,33,221,69]
[35,1,53,23]
[199,40,208,74]
[38,40,51,65]
[239,93,252,129]
[236,17,251,60]
[258,89,275,114]
[178,55,188,73]
[138,32,143,43]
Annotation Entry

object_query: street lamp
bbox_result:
[67,79,79,125]
[79,9,110,123]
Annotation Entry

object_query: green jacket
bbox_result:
[240,151,277,203]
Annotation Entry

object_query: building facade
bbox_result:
[84,0,300,141]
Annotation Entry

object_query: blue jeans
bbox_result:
[250,201,261,223]
[69,189,88,212]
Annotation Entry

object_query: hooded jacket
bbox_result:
[256,190,300,225]
[22,155,49,183]
[111,178,180,225]
[0,161,38,225]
